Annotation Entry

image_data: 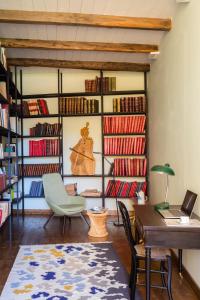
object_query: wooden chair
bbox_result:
[118,201,173,300]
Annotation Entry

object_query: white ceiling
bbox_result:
[0,0,178,64]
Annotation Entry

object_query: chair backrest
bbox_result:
[118,201,137,255]
[181,190,197,216]
[42,173,68,205]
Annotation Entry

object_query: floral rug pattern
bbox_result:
[1,242,129,299]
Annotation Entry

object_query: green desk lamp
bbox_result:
[151,163,175,210]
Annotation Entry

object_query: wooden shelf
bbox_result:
[63,174,102,178]
[24,195,44,198]
[103,112,146,116]
[22,155,61,158]
[0,126,20,138]
[103,133,145,136]
[104,154,146,157]
[22,114,60,119]
[22,135,62,138]
[62,113,101,117]
[104,175,147,178]
[22,90,145,100]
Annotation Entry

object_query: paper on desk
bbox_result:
[164,219,200,227]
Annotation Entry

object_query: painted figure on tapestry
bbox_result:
[70,122,95,175]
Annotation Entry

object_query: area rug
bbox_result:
[1,242,130,300]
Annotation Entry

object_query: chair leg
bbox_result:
[130,256,137,300]
[166,256,173,300]
[43,212,54,228]
[160,260,166,288]
[80,212,89,227]
[62,216,67,235]
[68,216,71,225]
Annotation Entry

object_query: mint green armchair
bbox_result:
[42,173,88,233]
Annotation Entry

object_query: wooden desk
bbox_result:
[134,205,200,300]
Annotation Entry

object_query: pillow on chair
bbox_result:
[65,183,77,196]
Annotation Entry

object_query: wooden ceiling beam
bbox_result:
[0,9,171,31]
[1,38,158,53]
[7,58,150,72]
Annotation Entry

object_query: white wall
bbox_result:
[15,68,145,212]
[148,0,200,288]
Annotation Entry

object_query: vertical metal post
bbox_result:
[144,72,149,199]
[100,70,105,208]
[14,66,19,215]
[20,70,24,215]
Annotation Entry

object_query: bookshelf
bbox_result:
[0,58,22,226]
[17,69,148,210]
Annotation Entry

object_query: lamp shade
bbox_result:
[151,163,175,176]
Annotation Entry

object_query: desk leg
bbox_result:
[145,247,151,300]
[178,249,183,277]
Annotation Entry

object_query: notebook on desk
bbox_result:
[158,208,187,219]
[157,190,197,219]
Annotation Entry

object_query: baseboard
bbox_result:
[13,209,119,216]
[172,252,200,297]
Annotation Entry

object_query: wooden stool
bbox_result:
[87,210,108,238]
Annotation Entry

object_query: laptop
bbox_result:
[158,190,197,219]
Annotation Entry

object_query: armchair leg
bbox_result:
[80,212,89,227]
[43,212,54,228]
[63,216,67,235]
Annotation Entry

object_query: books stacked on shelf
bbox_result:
[113,96,146,113]
[113,158,147,177]
[0,202,10,227]
[19,163,60,177]
[22,99,49,116]
[59,97,99,114]
[0,82,7,99]
[105,180,147,198]
[29,181,44,197]
[0,104,8,128]
[80,189,102,197]
[29,139,60,156]
[0,47,7,70]
[0,173,7,192]
[85,77,116,92]
[104,137,145,155]
[0,144,4,159]
[4,143,16,157]
[103,116,146,134]
[29,123,62,136]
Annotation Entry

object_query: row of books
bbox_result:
[105,180,147,198]
[0,202,10,227]
[0,144,4,159]
[113,96,146,113]
[0,174,7,192]
[0,104,8,128]
[0,143,16,158]
[19,164,60,177]
[0,47,7,70]
[29,139,60,156]
[104,137,146,155]
[29,123,62,136]
[59,97,99,114]
[113,158,147,177]
[22,99,49,116]
[29,181,44,197]
[85,77,116,92]
[103,116,146,134]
